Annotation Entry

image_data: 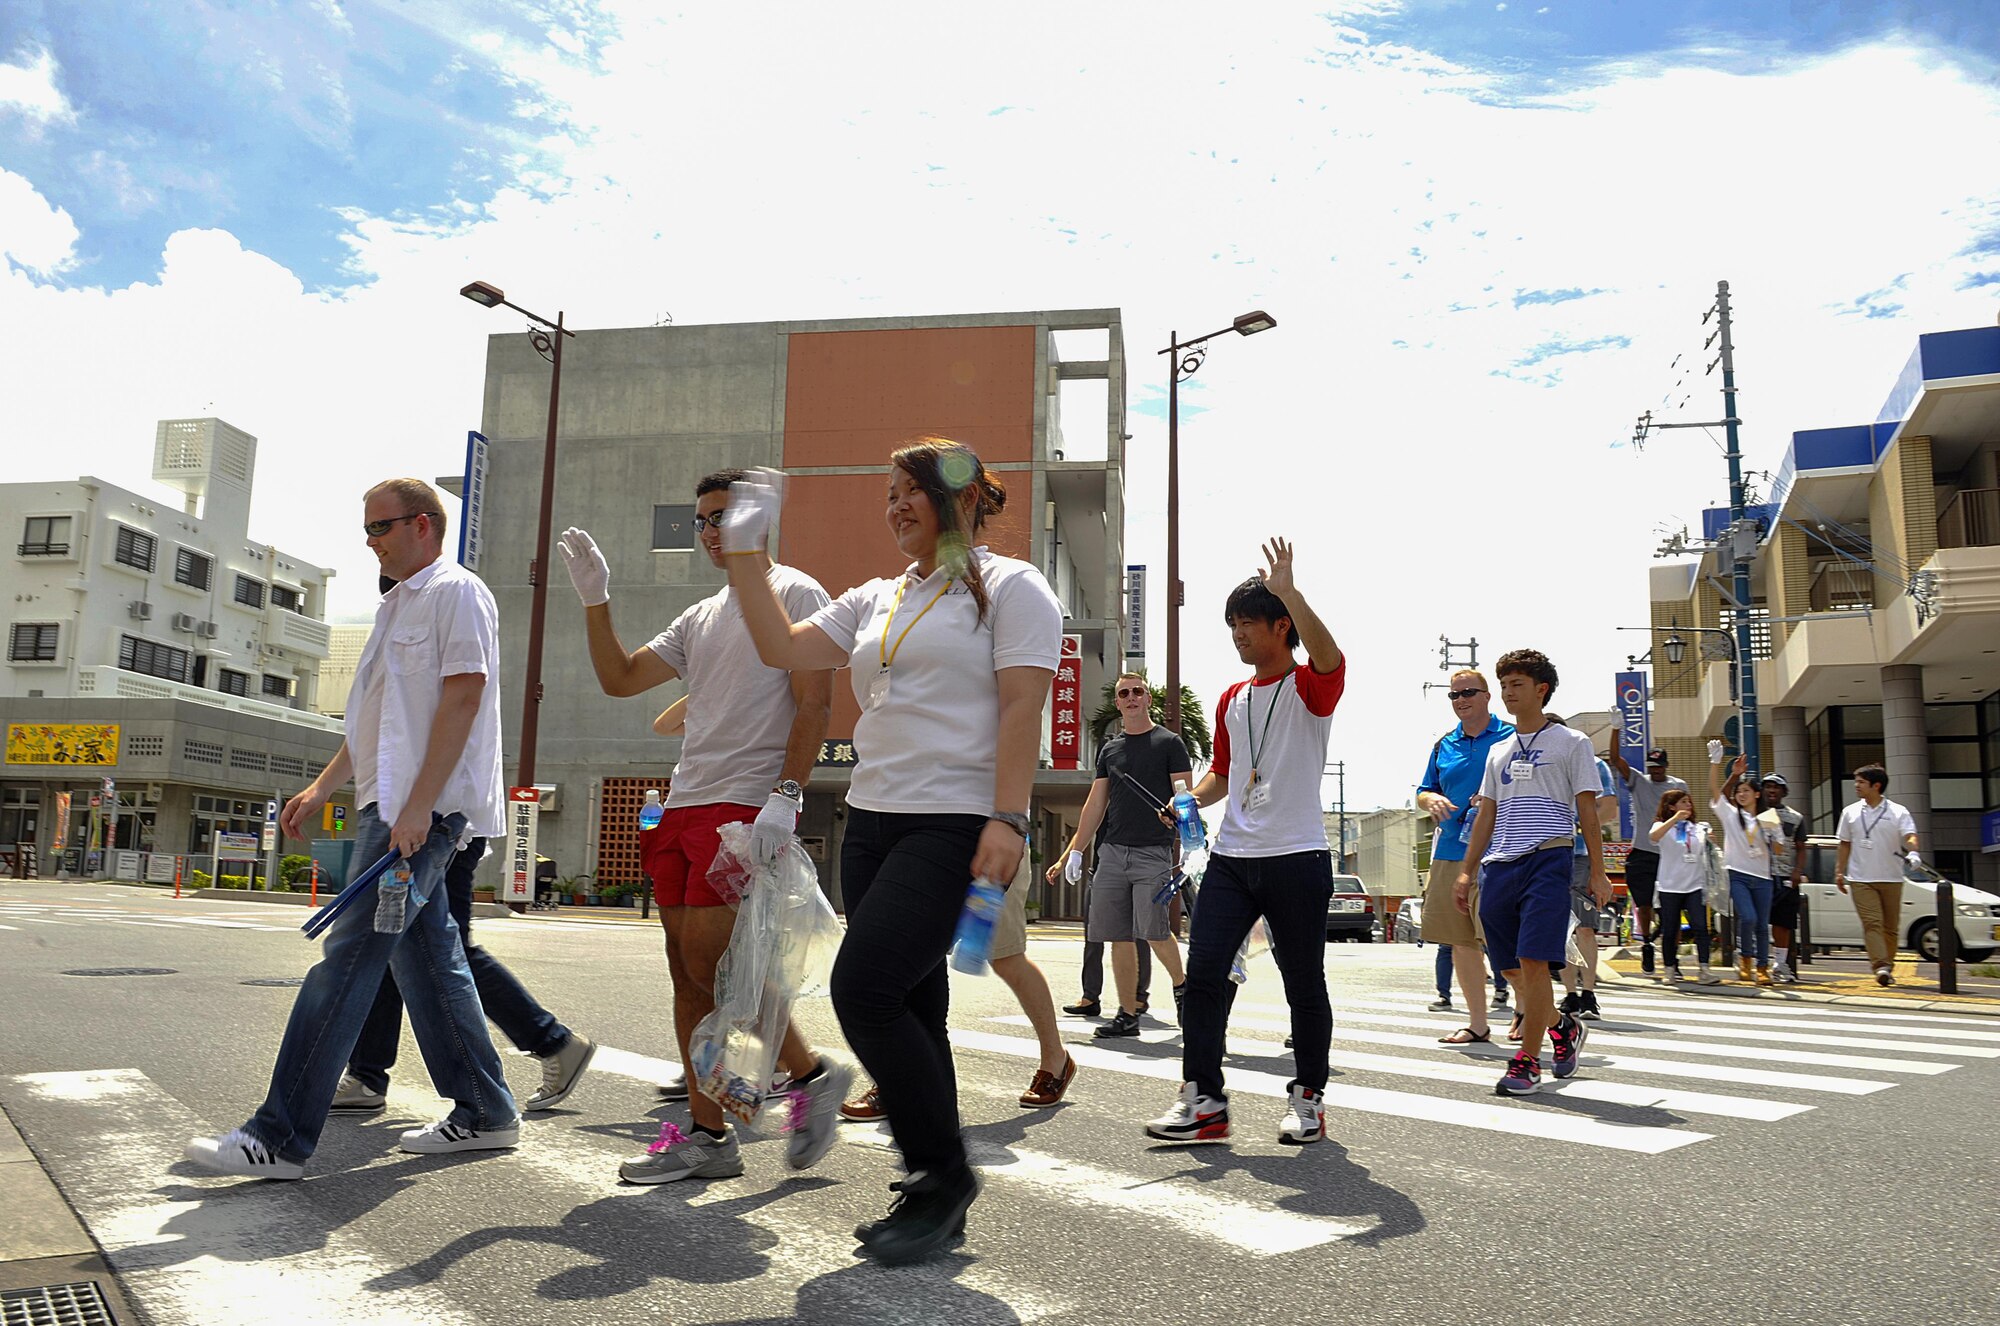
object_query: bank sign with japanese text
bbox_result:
[1051,634,1083,769]
[6,724,120,766]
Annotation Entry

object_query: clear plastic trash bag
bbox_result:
[686,823,844,1127]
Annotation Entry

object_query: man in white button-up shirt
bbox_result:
[186,479,518,1180]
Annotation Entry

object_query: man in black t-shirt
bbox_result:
[1050,672,1194,1037]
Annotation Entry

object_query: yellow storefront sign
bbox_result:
[5,723,121,766]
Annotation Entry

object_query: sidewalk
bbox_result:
[0,1104,138,1323]
[1603,947,2000,1016]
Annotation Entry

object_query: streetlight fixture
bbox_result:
[459,280,576,788]
[1157,309,1277,732]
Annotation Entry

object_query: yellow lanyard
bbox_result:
[880,573,953,669]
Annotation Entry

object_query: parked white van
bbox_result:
[1796,837,2000,963]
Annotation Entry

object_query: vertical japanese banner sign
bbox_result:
[459,431,490,572]
[1614,670,1650,842]
[1051,635,1083,770]
[1125,565,1146,660]
[506,786,539,903]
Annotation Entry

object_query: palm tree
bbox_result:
[1086,671,1212,763]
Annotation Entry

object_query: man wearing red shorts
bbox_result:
[560,468,847,1184]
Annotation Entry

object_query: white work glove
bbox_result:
[1706,739,1725,765]
[750,791,798,864]
[722,469,784,556]
[1906,849,1923,869]
[1063,849,1083,884]
[557,527,610,607]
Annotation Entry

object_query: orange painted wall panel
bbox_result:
[782,326,1036,468]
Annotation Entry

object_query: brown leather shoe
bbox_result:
[838,1084,884,1121]
[1018,1055,1077,1108]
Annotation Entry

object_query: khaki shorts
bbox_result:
[990,868,1031,961]
[1420,854,1484,947]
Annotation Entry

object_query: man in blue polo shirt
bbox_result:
[1415,669,1512,1046]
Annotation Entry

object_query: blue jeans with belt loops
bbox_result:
[245,805,516,1163]
[1729,870,1774,965]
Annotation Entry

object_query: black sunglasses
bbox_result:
[1447,688,1485,700]
[363,512,438,537]
[691,513,727,533]
[1116,687,1149,699]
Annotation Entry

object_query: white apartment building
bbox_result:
[2,419,347,877]
[313,625,373,719]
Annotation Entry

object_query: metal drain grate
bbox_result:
[60,969,176,978]
[0,1280,119,1325]
[240,978,304,987]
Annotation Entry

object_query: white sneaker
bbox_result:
[1696,965,1721,985]
[1143,1081,1230,1143]
[329,1072,386,1115]
[1277,1083,1324,1145]
[524,1035,595,1111]
[184,1129,303,1180]
[783,1057,854,1171]
[399,1118,520,1154]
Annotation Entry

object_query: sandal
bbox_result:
[1506,1013,1525,1043]
[1438,1027,1491,1045]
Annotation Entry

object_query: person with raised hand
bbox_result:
[558,469,850,1188]
[720,440,1062,1266]
[1709,745,1777,985]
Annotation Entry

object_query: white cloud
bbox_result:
[0,168,80,274]
[3,13,1999,805]
[0,45,75,127]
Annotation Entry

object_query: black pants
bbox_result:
[1658,891,1710,967]
[1079,940,1151,1004]
[832,808,985,1177]
[1181,850,1334,1101]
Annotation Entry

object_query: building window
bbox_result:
[174,547,213,590]
[19,516,71,556]
[118,633,190,683]
[652,504,696,551]
[218,668,250,697]
[261,674,293,700]
[114,525,157,572]
[269,585,300,612]
[233,575,266,609]
[7,623,58,662]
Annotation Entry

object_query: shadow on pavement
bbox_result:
[1160,1141,1426,1249]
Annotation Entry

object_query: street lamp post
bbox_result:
[1157,310,1276,733]
[459,280,576,789]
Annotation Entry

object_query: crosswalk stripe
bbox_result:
[1574,989,2000,1029]
[952,1029,1710,1154]
[1553,1001,2000,1042]
[1335,996,2000,1057]
[5,1069,480,1326]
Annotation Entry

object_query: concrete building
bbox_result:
[313,625,372,719]
[463,309,1128,915]
[2,419,345,877]
[1339,806,1427,905]
[1642,321,2000,890]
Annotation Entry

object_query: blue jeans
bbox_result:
[1182,851,1334,1101]
[348,836,570,1092]
[1729,870,1774,964]
[1434,943,1507,1000]
[246,806,516,1163]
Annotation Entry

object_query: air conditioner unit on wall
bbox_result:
[198,621,219,638]
[129,601,153,621]
[171,612,198,632]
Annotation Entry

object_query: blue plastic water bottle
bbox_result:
[638,789,663,830]
[1172,780,1206,854]
[949,877,1005,975]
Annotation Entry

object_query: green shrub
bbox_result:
[279,854,313,886]
[190,869,211,890]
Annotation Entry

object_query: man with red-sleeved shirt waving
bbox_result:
[1145,538,1346,1147]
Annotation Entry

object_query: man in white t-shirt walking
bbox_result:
[559,468,851,1184]
[1834,762,1923,986]
[1145,539,1347,1147]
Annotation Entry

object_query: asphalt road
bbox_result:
[2,880,1996,1326]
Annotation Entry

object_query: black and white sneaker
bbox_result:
[1548,1013,1587,1080]
[1559,991,1583,1017]
[1578,991,1602,1021]
[1144,1082,1230,1143]
[1427,996,1454,1012]
[1277,1083,1324,1145]
[399,1118,521,1154]
[184,1129,304,1180]
[1093,1009,1142,1039]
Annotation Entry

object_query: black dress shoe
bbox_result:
[1062,998,1102,1017]
[859,1167,979,1265]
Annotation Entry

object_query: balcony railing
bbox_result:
[1937,487,2000,550]
[1809,561,1874,612]
[17,541,70,556]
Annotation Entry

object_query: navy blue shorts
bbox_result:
[1479,846,1572,973]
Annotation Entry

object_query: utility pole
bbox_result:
[1328,759,1347,872]
[1632,278,1759,780]
[1421,635,1481,695]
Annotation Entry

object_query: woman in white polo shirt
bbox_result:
[720,439,1062,1267]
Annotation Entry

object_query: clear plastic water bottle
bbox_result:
[949,877,1005,975]
[638,789,663,831]
[374,860,411,934]
[1172,779,1206,855]
[1457,805,1476,846]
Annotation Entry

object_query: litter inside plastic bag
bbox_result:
[685,823,844,1127]
[1228,918,1271,985]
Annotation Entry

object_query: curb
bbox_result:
[1602,962,2000,1018]
[0,1104,139,1325]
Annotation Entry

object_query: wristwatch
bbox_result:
[988,811,1030,837]
[773,780,804,804]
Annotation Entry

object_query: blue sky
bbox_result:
[4,2,1999,807]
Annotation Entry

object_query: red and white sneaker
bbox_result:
[1144,1081,1230,1143]
[1495,1052,1542,1096]
[1278,1083,1324,1145]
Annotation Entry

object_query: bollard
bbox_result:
[1796,891,1812,966]
[310,858,320,906]
[173,857,182,900]
[1938,879,1958,995]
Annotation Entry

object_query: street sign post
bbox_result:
[506,786,540,905]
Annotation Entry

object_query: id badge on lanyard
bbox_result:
[1508,759,1535,782]
[866,668,891,710]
